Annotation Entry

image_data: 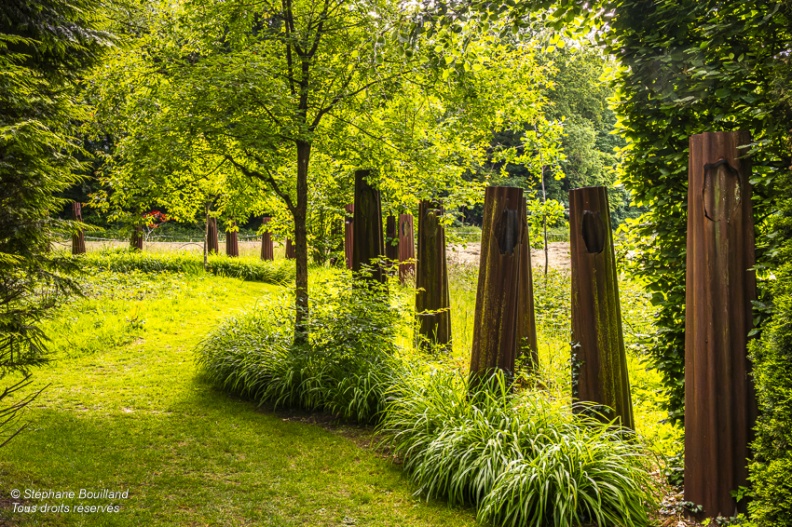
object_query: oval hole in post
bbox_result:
[496,208,520,255]
[582,210,605,254]
[703,159,741,223]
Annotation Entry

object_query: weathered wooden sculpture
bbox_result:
[206,216,219,254]
[285,238,296,259]
[569,186,633,429]
[387,214,416,283]
[225,223,239,257]
[416,202,450,349]
[469,187,535,383]
[71,202,86,255]
[685,131,757,519]
[352,170,385,282]
[517,196,538,370]
[344,204,354,269]
[260,217,274,260]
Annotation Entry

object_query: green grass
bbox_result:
[0,270,477,526]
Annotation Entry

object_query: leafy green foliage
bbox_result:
[749,179,792,525]
[379,369,657,527]
[77,250,294,285]
[197,277,401,423]
[0,0,107,445]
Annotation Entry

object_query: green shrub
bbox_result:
[76,250,293,285]
[379,368,657,527]
[749,263,792,525]
[196,278,401,423]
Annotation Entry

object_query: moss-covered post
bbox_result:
[517,196,538,370]
[225,222,239,257]
[344,204,354,269]
[71,202,86,255]
[285,238,295,259]
[569,186,633,429]
[260,217,274,260]
[352,170,385,282]
[416,201,450,349]
[685,131,757,519]
[469,187,530,384]
[206,216,219,254]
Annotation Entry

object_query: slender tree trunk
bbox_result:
[344,204,354,269]
[71,202,86,255]
[541,166,549,278]
[294,140,311,341]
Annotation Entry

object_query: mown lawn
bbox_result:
[0,271,477,526]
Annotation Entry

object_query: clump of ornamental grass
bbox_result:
[196,277,402,423]
[77,249,293,285]
[378,366,657,527]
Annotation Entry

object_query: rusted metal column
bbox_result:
[344,204,354,269]
[352,170,385,282]
[130,225,144,251]
[285,238,295,259]
[397,214,415,282]
[206,217,219,254]
[685,131,757,519]
[260,217,274,260]
[469,187,532,383]
[416,202,450,350]
[225,223,239,257]
[569,186,633,429]
[71,202,86,255]
[517,196,538,370]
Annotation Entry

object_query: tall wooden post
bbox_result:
[352,170,385,282]
[285,238,295,259]
[416,202,450,349]
[685,131,757,519]
[225,223,239,257]
[206,216,219,254]
[569,186,633,429]
[344,204,354,269]
[130,225,144,251]
[260,217,274,260]
[469,187,534,383]
[397,214,415,282]
[71,202,86,255]
[517,196,538,370]
[386,214,416,283]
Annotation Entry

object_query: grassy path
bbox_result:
[0,272,476,526]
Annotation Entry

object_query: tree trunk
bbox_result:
[293,140,311,339]
[260,217,274,260]
[685,131,757,520]
[386,215,399,270]
[344,204,354,269]
[469,187,531,386]
[416,201,450,350]
[569,186,633,429]
[206,216,219,254]
[225,222,239,257]
[352,169,385,283]
[71,202,86,255]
